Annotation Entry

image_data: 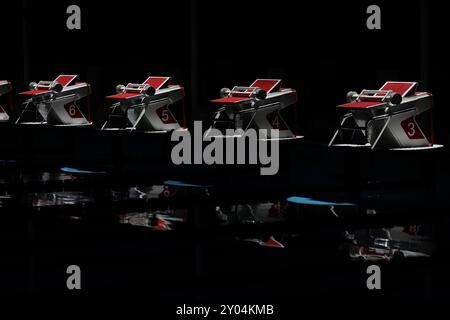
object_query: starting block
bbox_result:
[102,76,185,132]
[205,79,299,139]
[0,80,12,122]
[16,75,91,126]
[329,81,437,149]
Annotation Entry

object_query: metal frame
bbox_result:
[102,80,185,132]
[16,78,91,125]
[329,106,421,150]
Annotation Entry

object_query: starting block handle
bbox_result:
[351,89,402,105]
[359,89,391,101]
[35,81,53,89]
[126,83,147,89]
[124,83,156,96]
[230,86,255,97]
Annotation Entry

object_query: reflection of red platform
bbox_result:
[263,236,284,248]
[380,81,417,97]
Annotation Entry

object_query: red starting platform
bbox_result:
[102,76,185,132]
[206,79,299,140]
[16,74,91,126]
[329,81,441,150]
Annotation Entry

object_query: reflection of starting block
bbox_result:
[206,79,298,139]
[329,81,438,150]
[0,80,12,122]
[17,75,91,126]
[102,76,185,132]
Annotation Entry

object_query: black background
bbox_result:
[1,0,446,143]
[1,0,450,310]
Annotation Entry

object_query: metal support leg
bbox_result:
[328,114,353,146]
[102,105,119,130]
[371,116,391,150]
[130,106,147,130]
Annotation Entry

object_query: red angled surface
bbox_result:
[263,237,285,248]
[337,101,384,109]
[143,76,171,90]
[249,79,281,93]
[0,105,5,113]
[54,75,77,87]
[106,93,140,100]
[211,97,252,104]
[380,82,417,97]
[20,90,51,96]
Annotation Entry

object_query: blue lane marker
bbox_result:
[163,180,211,188]
[0,160,16,164]
[61,167,108,174]
[287,196,356,206]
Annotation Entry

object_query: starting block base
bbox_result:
[388,144,444,151]
[53,123,93,127]
[101,128,188,134]
[330,143,444,151]
[18,122,93,127]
